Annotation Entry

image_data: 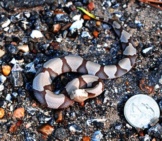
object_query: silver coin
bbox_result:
[124,94,160,129]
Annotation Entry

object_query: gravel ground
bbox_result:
[0,0,162,141]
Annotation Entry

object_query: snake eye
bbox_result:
[70,89,88,103]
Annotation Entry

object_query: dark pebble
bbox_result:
[54,127,68,140]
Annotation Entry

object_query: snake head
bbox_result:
[70,89,88,103]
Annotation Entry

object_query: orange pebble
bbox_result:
[83,14,91,20]
[13,107,25,119]
[87,2,95,11]
[96,21,101,26]
[38,124,54,136]
[93,30,99,38]
[82,136,91,141]
[2,65,11,76]
[0,108,5,118]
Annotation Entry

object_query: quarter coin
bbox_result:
[124,94,160,129]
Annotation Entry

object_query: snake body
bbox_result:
[32,20,137,109]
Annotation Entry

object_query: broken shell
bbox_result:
[2,65,11,76]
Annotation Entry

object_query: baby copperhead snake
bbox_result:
[32,19,137,109]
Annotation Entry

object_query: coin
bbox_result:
[124,94,160,129]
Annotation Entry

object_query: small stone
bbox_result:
[11,64,23,87]
[6,94,12,102]
[159,76,162,84]
[2,65,11,76]
[87,2,95,11]
[17,45,29,52]
[91,131,103,141]
[53,24,61,33]
[0,84,4,91]
[83,14,91,20]
[81,31,92,39]
[68,123,82,133]
[69,19,84,33]
[93,30,99,38]
[30,30,44,38]
[25,62,36,73]
[0,49,5,57]
[72,14,81,21]
[56,111,63,123]
[0,74,7,83]
[148,124,162,139]
[96,21,101,26]
[0,108,5,118]
[13,107,25,119]
[142,46,153,54]
[82,136,91,141]
[54,127,68,140]
[38,124,54,136]
[2,18,11,28]
[139,79,154,94]
[9,120,23,133]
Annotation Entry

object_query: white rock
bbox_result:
[72,14,81,21]
[30,30,44,38]
[2,19,11,28]
[6,94,12,102]
[0,84,4,91]
[0,49,5,57]
[18,45,29,52]
[10,58,17,64]
[24,12,30,18]
[142,46,153,54]
[159,76,162,84]
[0,74,6,83]
[25,62,36,73]
[81,31,92,39]
[3,27,9,31]
[69,19,84,33]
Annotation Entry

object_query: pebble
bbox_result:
[0,84,4,92]
[13,107,25,119]
[72,14,81,21]
[5,94,12,102]
[159,100,162,111]
[2,65,11,76]
[17,45,29,52]
[37,124,54,136]
[0,108,5,118]
[1,18,11,28]
[69,19,84,33]
[0,49,5,57]
[91,131,103,141]
[11,64,23,87]
[159,75,162,84]
[54,127,68,140]
[142,46,153,54]
[82,136,91,141]
[25,62,36,73]
[87,2,95,11]
[53,24,61,33]
[30,30,44,38]
[86,119,107,126]
[0,74,7,83]
[148,123,162,139]
[81,31,92,39]
[68,123,82,133]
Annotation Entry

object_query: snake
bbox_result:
[32,20,137,109]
